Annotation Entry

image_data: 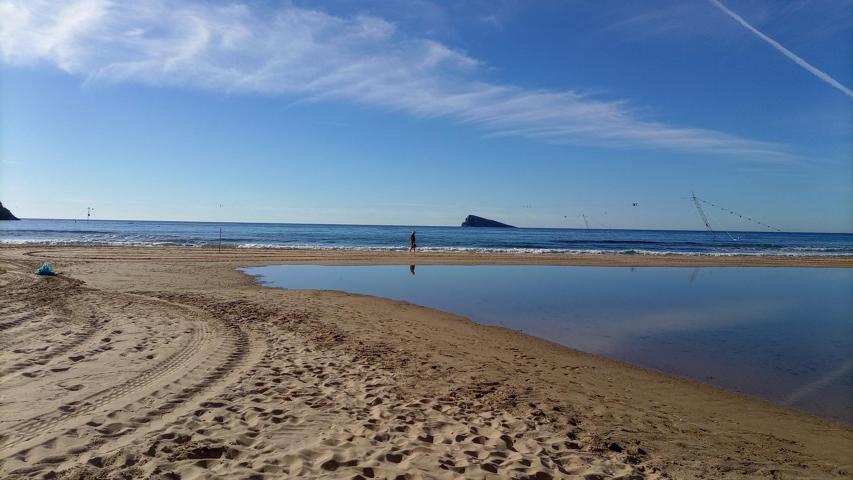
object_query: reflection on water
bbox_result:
[242,265,853,424]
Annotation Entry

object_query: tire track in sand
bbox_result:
[0,295,209,450]
[0,308,38,332]
[0,276,100,378]
[0,291,262,477]
[0,311,102,379]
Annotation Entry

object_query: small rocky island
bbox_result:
[0,202,19,221]
[461,215,515,228]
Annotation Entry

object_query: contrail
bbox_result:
[710,0,853,99]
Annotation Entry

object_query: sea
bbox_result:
[1,219,852,256]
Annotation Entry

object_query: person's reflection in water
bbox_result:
[688,268,701,285]
[409,265,416,275]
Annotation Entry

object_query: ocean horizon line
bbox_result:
[7,217,852,236]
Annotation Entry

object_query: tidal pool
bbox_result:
[242,264,853,424]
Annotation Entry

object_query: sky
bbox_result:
[1,0,851,232]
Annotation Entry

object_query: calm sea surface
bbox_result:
[2,219,852,256]
[244,265,853,424]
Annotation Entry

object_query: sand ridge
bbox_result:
[0,246,851,479]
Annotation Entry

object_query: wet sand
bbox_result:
[0,246,851,479]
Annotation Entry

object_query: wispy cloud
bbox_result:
[606,3,703,38]
[0,0,788,158]
[710,0,853,99]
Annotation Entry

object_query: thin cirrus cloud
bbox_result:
[0,0,788,159]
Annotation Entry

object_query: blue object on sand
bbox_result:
[35,262,56,276]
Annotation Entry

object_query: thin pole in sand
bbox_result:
[218,204,224,253]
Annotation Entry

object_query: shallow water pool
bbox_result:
[242,264,853,424]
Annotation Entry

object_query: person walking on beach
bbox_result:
[409,230,417,252]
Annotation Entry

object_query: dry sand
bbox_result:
[0,246,851,479]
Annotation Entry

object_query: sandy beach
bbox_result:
[1,246,851,479]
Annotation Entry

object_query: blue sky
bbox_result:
[1,0,851,231]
